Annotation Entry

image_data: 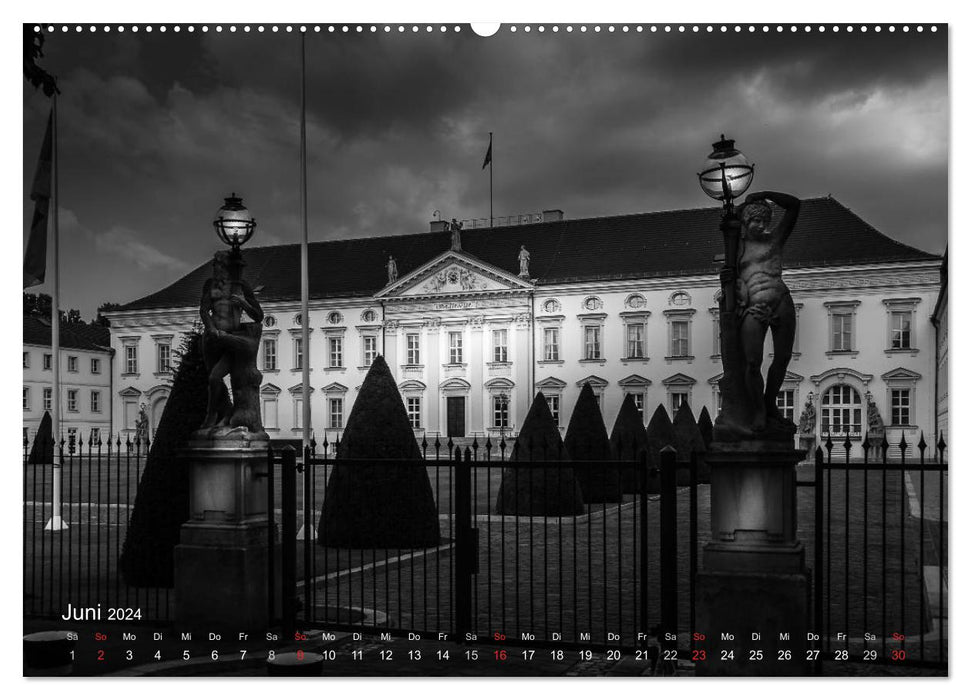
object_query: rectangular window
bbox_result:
[67,389,78,412]
[670,392,688,415]
[293,338,303,370]
[43,387,52,411]
[91,390,102,413]
[891,389,911,426]
[546,394,560,425]
[125,345,138,374]
[776,390,795,422]
[293,397,303,429]
[91,358,101,374]
[67,356,78,372]
[157,343,171,373]
[831,313,854,351]
[329,337,343,368]
[263,338,277,371]
[124,400,138,430]
[543,328,560,361]
[363,335,378,366]
[406,397,422,429]
[406,333,421,365]
[23,352,29,368]
[43,353,52,370]
[670,320,690,357]
[584,325,602,360]
[90,428,100,444]
[627,392,645,418]
[626,323,645,359]
[67,428,77,454]
[329,398,344,429]
[262,398,279,430]
[493,396,510,428]
[449,331,463,364]
[493,329,508,363]
[23,388,29,411]
[891,311,912,349]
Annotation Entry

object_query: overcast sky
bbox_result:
[22,25,948,318]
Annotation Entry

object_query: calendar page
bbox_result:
[21,15,949,681]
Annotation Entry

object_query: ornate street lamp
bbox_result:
[698,135,754,210]
[698,137,752,437]
[213,193,257,250]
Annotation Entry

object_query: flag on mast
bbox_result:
[481,134,492,170]
[24,109,53,289]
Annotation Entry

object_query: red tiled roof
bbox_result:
[117,197,939,312]
[23,315,112,352]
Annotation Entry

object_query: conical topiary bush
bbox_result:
[611,394,652,494]
[28,410,54,464]
[565,383,621,503]
[672,402,708,486]
[318,355,440,548]
[495,392,584,516]
[120,331,206,587]
[644,404,676,494]
[697,405,714,483]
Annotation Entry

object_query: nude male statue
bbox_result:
[734,191,800,431]
[199,250,265,431]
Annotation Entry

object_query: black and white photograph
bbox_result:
[20,13,951,680]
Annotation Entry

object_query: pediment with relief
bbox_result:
[377,251,532,299]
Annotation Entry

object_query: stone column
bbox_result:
[174,431,271,632]
[696,440,810,675]
[514,314,531,430]
[470,318,484,433]
[426,320,441,434]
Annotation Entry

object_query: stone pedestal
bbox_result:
[174,431,271,632]
[696,441,811,676]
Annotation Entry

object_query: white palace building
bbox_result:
[104,197,945,453]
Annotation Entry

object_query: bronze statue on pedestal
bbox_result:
[198,249,266,435]
[716,191,801,440]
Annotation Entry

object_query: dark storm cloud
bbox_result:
[23,26,947,318]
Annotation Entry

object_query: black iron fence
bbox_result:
[23,422,947,674]
[268,435,699,658]
[811,431,947,671]
[23,434,173,623]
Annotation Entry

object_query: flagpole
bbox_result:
[45,90,66,531]
[297,31,315,541]
[489,132,493,228]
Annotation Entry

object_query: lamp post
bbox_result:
[694,137,810,675]
[698,137,754,437]
[174,192,270,632]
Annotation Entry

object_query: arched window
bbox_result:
[821,385,863,435]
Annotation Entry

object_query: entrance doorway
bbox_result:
[447,396,466,438]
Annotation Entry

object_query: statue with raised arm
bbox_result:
[198,249,266,435]
[518,245,530,278]
[734,191,801,432]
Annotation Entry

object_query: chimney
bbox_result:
[542,209,564,222]
[430,220,447,232]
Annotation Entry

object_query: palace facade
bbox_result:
[104,197,944,453]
